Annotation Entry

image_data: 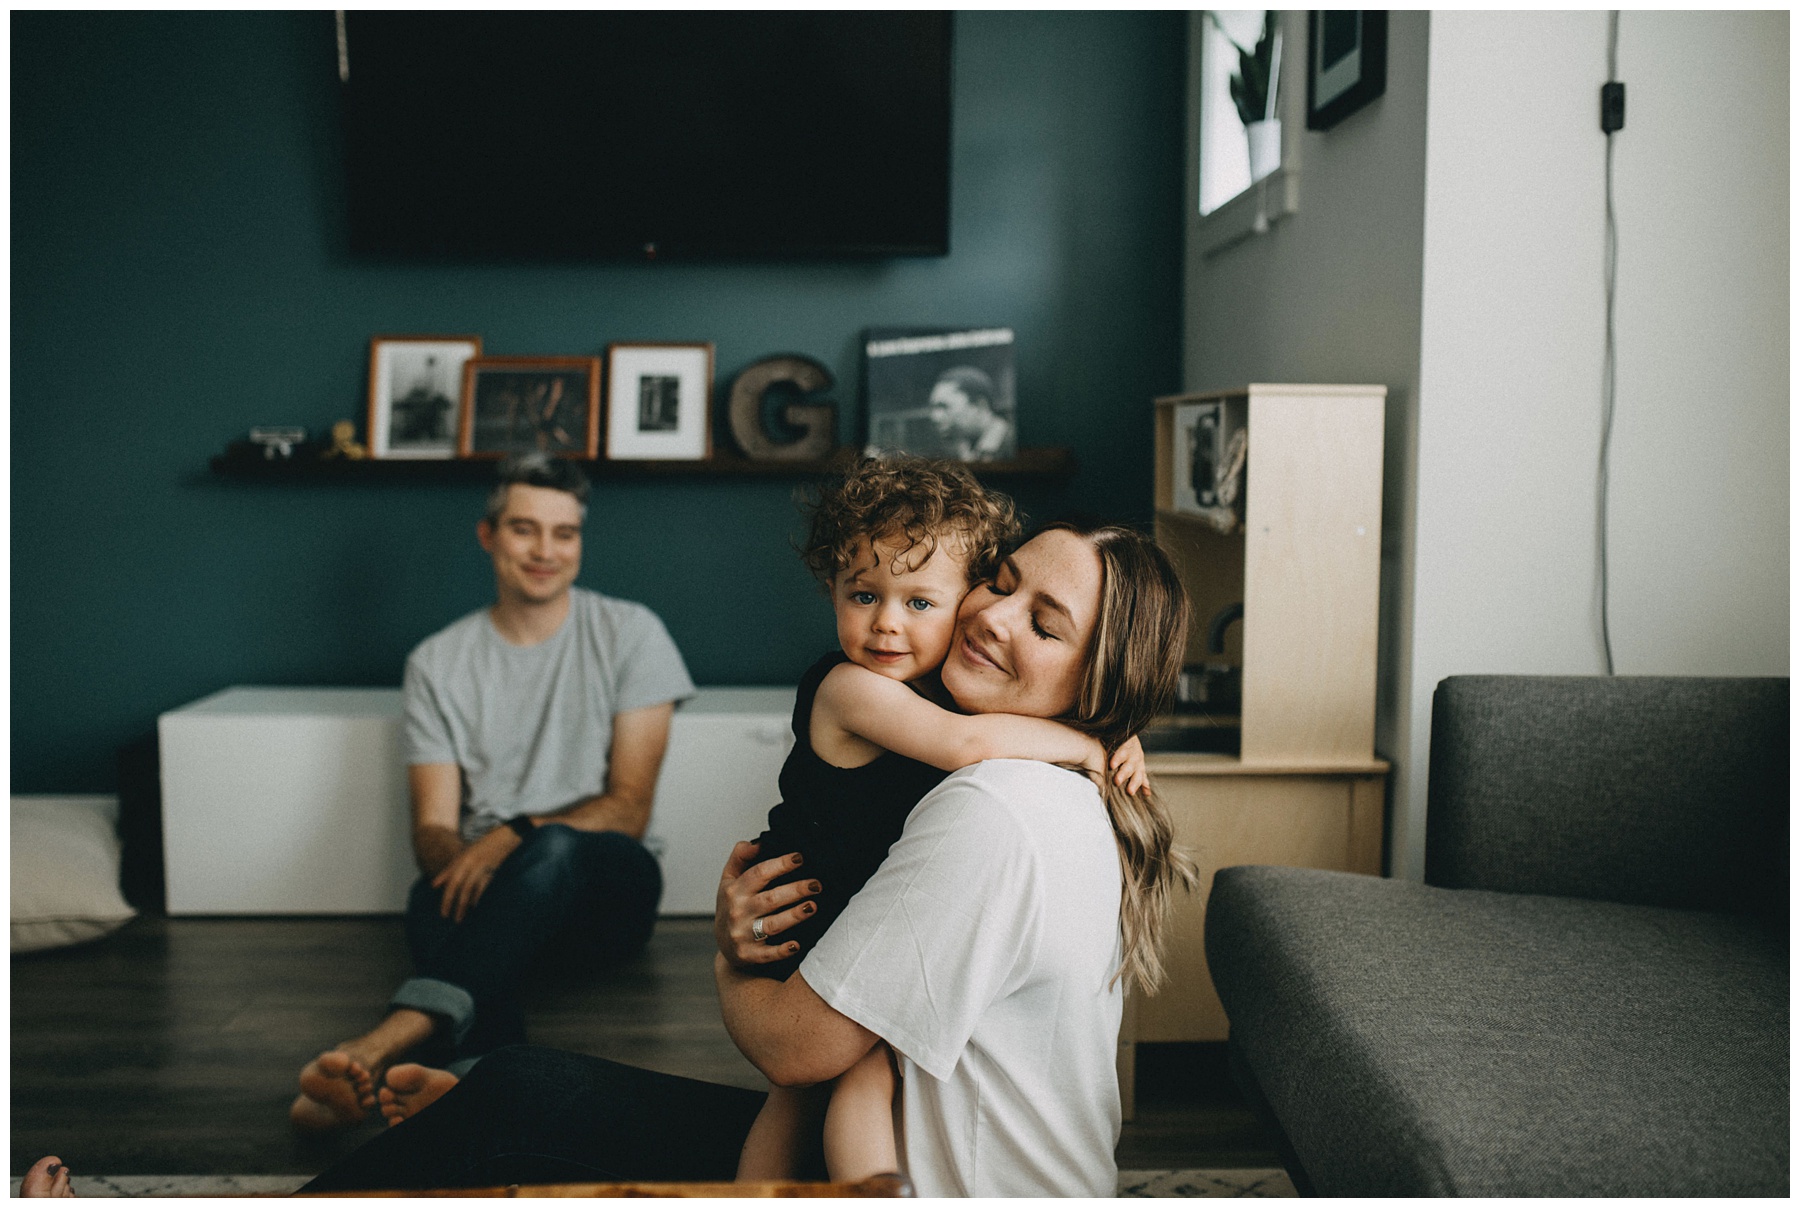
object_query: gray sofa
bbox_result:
[1206,675,1788,1196]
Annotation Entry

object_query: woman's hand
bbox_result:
[714,840,822,968]
[1109,735,1150,797]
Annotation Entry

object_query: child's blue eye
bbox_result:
[907,599,933,612]
[851,591,876,606]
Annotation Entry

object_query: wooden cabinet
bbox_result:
[1120,384,1389,1115]
[1130,761,1385,1044]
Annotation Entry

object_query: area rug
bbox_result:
[15,1170,1297,1197]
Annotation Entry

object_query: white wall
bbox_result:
[1404,10,1789,878]
[1186,11,1789,881]
[1608,12,1789,675]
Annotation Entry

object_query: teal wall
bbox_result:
[12,11,1185,792]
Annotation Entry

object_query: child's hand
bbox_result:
[1109,736,1150,797]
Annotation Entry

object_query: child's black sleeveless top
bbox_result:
[750,650,949,980]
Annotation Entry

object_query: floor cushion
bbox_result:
[12,796,137,953]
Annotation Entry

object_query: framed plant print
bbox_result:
[457,356,601,459]
[367,335,482,459]
[604,342,714,461]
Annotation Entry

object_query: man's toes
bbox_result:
[294,1051,369,1129]
[315,1050,353,1078]
[385,1063,431,1095]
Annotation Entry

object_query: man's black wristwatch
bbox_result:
[506,815,536,842]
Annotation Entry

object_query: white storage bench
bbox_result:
[158,685,795,916]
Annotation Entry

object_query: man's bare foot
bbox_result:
[290,1049,380,1132]
[21,1155,74,1197]
[378,1062,462,1127]
[288,1008,437,1132]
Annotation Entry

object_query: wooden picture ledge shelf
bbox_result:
[209,447,1076,484]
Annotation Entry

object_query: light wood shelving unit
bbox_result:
[1120,383,1389,1116]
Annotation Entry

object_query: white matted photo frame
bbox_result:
[367,335,482,459]
[458,355,601,460]
[604,342,714,461]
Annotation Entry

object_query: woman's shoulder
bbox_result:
[893,762,1116,899]
[920,760,1101,833]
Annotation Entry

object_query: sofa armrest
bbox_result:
[1424,675,1786,916]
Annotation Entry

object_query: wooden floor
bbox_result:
[10,915,1278,1177]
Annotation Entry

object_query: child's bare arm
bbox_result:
[823,1044,899,1182]
[737,1085,828,1182]
[816,662,1107,775]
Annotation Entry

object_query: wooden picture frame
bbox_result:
[604,342,715,461]
[1306,10,1387,131]
[366,335,482,459]
[457,356,601,460]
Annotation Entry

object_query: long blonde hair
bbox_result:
[1040,520,1199,995]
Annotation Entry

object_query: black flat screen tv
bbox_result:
[340,12,953,261]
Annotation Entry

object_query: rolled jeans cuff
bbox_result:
[390,977,476,1046]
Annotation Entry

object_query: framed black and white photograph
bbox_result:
[863,327,1017,463]
[458,356,600,459]
[1307,10,1387,131]
[366,335,481,459]
[604,342,714,461]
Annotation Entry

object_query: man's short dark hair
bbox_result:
[484,453,591,526]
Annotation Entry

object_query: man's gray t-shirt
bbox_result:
[402,586,695,843]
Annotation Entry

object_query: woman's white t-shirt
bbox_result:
[799,759,1125,1198]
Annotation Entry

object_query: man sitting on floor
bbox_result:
[291,452,695,1131]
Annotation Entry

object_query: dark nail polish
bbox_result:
[802,903,815,916]
[47,1164,61,1176]
[809,881,822,894]
[791,852,804,865]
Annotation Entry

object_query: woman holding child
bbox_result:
[272,460,1191,1196]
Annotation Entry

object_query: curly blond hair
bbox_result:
[799,456,1021,588]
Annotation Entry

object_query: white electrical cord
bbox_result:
[1598,11,1620,676]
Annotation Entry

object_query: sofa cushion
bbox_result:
[1426,676,1788,918]
[1207,865,1789,1197]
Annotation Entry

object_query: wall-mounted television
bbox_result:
[339,12,953,261]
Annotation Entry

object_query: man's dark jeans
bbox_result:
[398,824,662,1064]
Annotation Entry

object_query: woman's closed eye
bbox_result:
[1029,612,1056,640]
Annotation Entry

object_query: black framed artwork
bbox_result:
[1307,11,1388,131]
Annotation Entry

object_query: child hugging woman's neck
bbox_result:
[733,457,1148,1184]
